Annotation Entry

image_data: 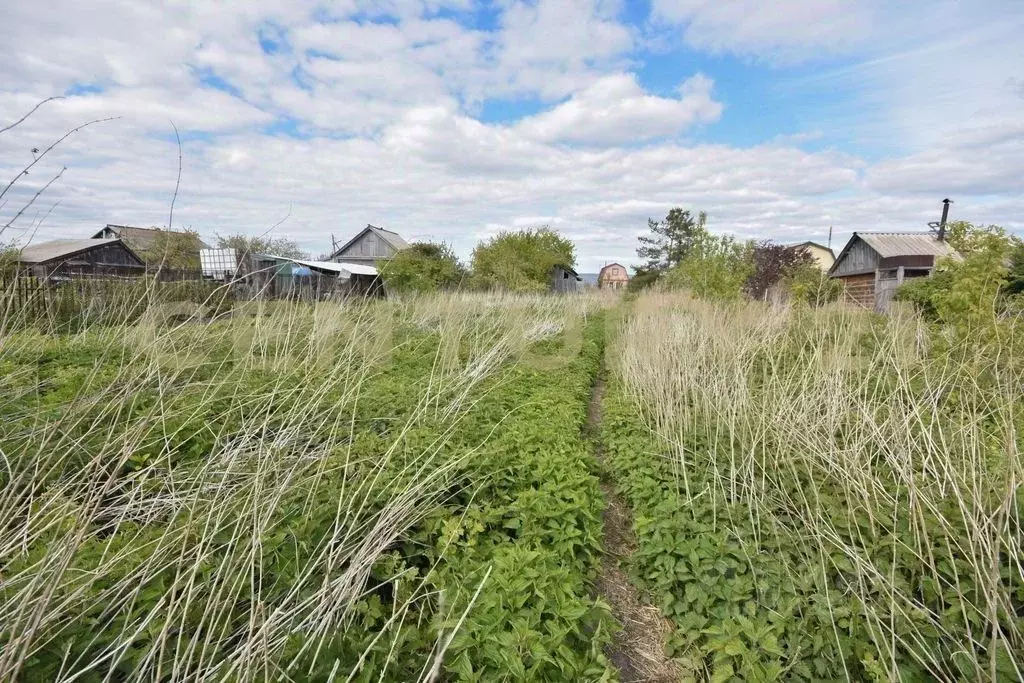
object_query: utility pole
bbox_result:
[827,225,833,249]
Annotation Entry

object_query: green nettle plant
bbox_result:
[607,291,1023,682]
[0,291,615,681]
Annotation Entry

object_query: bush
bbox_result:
[470,227,575,292]
[664,233,753,302]
[378,241,465,293]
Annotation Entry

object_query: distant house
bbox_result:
[18,239,145,279]
[828,232,959,310]
[597,263,629,290]
[328,225,409,268]
[791,241,835,271]
[92,225,210,265]
[550,265,582,293]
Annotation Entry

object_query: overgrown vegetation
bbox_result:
[604,292,1023,681]
[0,292,615,681]
[470,227,576,292]
[378,241,466,293]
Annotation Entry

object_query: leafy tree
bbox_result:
[470,227,575,292]
[897,221,1020,337]
[637,208,707,272]
[626,267,661,293]
[785,263,843,307]
[217,234,308,259]
[744,241,814,300]
[141,229,205,269]
[665,231,754,302]
[378,241,466,293]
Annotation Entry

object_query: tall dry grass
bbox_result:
[617,292,1023,680]
[0,290,605,681]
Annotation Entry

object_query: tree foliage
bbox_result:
[785,263,843,307]
[140,229,205,269]
[626,267,662,293]
[470,227,575,292]
[665,231,754,302]
[217,234,308,259]
[897,221,1021,338]
[637,208,707,272]
[744,241,814,300]
[378,242,465,293]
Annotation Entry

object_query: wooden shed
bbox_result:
[550,265,582,293]
[329,225,409,268]
[828,232,959,311]
[18,239,145,280]
[93,225,210,264]
[597,263,629,290]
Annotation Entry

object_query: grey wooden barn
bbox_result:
[329,225,409,267]
[550,265,582,293]
[828,232,958,311]
[17,239,146,279]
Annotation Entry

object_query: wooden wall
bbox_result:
[832,238,879,277]
[838,273,875,308]
[335,231,396,263]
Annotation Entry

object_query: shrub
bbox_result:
[378,241,466,293]
[470,227,575,292]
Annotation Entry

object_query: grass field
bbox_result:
[1,290,1021,681]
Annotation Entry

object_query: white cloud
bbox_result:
[1,0,1022,274]
[514,73,722,144]
[650,0,872,60]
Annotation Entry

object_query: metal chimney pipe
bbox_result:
[938,198,952,241]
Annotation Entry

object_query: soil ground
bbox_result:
[586,365,679,682]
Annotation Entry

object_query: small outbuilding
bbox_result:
[597,263,630,290]
[17,239,145,279]
[828,232,959,311]
[550,264,582,293]
[791,241,835,271]
[329,225,409,268]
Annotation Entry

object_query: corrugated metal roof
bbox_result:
[18,238,121,264]
[266,255,378,277]
[856,232,958,258]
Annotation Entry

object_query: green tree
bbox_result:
[217,234,308,259]
[378,241,465,293]
[785,263,843,307]
[470,227,575,292]
[142,229,205,269]
[626,267,661,293]
[665,230,754,302]
[637,208,707,272]
[897,221,1020,338]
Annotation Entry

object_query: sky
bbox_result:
[1,0,1022,271]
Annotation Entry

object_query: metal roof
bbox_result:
[330,224,409,259]
[18,238,123,264]
[265,255,378,277]
[855,232,959,258]
[829,231,959,276]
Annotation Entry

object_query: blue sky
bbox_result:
[1,0,1022,270]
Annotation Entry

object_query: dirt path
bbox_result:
[587,365,679,683]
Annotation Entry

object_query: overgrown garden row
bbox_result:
[0,295,616,681]
[601,293,1024,681]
